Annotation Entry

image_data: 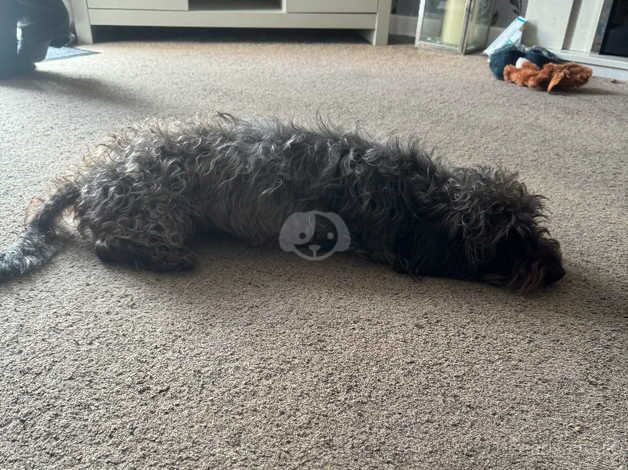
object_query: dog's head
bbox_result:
[442,166,564,291]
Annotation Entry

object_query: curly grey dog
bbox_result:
[0,114,565,290]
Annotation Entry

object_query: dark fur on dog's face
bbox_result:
[447,166,565,291]
[482,233,564,290]
[398,166,564,291]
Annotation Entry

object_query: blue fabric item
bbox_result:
[525,46,565,68]
[489,44,525,80]
[44,46,98,62]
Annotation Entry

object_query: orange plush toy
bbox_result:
[503,60,593,92]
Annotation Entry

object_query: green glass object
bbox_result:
[416,0,496,54]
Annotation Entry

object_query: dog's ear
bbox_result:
[394,218,467,277]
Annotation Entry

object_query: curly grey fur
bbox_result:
[0,183,78,282]
[0,114,564,290]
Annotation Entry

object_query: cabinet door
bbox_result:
[285,0,378,13]
[87,0,188,10]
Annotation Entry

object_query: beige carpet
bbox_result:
[0,31,627,468]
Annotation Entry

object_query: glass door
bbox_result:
[416,0,495,54]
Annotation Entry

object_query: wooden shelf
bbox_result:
[69,0,392,45]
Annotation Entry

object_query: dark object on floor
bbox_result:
[489,44,564,80]
[489,44,524,79]
[0,115,565,291]
[504,60,593,92]
[0,0,72,79]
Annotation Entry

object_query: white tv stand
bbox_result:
[68,0,392,45]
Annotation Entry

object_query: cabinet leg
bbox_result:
[68,0,94,44]
[361,0,391,45]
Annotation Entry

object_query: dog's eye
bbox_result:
[327,232,334,240]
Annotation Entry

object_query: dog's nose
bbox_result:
[309,244,321,255]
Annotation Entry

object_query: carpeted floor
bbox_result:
[1,31,627,468]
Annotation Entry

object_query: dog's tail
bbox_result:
[0,183,80,283]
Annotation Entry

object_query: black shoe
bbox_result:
[0,64,36,80]
[18,38,51,64]
[17,59,36,75]
[0,59,35,80]
[50,31,75,48]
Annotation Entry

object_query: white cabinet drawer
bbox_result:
[285,0,378,13]
[87,0,188,10]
